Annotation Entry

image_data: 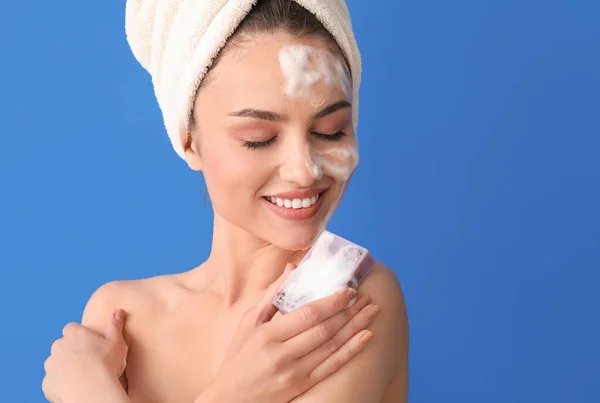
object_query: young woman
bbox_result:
[42,1,408,402]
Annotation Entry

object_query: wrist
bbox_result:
[76,364,129,403]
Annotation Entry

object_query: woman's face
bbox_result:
[186,33,358,250]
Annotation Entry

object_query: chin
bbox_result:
[265,225,324,252]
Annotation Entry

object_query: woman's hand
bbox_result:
[42,310,129,403]
[204,263,381,403]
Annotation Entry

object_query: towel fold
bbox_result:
[125,0,362,160]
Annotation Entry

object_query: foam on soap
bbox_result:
[273,231,373,314]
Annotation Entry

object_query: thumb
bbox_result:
[105,309,127,341]
[254,263,296,324]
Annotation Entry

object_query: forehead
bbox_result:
[199,33,350,107]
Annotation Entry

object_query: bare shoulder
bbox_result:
[291,259,409,403]
[81,274,180,330]
[78,275,183,391]
[361,260,409,379]
[361,260,406,310]
[357,260,409,402]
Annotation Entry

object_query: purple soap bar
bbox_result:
[272,231,374,314]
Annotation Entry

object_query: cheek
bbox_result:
[311,144,359,182]
[210,151,277,210]
[202,145,255,201]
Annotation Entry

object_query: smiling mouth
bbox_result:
[262,191,326,210]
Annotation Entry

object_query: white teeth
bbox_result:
[266,192,322,209]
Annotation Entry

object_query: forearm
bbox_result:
[96,375,131,403]
[68,366,131,403]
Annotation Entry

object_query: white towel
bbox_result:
[125,0,362,160]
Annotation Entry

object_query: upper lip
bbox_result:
[266,188,327,199]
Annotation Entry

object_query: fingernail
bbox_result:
[345,288,357,299]
[359,330,373,345]
[366,305,381,321]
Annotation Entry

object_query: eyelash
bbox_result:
[242,131,347,150]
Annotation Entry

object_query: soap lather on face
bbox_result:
[273,231,374,314]
[303,144,359,183]
[279,44,358,184]
[279,44,351,104]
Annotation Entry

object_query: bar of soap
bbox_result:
[272,231,374,314]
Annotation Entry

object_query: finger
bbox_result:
[104,309,129,377]
[253,263,296,325]
[265,287,356,341]
[296,302,380,370]
[62,322,104,340]
[281,295,371,359]
[306,329,374,385]
[42,377,60,403]
[61,322,80,338]
[50,339,62,356]
[105,309,126,341]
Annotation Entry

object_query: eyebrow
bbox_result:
[313,100,351,119]
[229,109,282,121]
[228,100,351,122]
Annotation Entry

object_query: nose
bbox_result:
[279,139,322,187]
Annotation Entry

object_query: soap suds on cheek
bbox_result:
[304,145,323,180]
[314,145,358,182]
[301,143,358,183]
[301,144,358,233]
[314,145,359,235]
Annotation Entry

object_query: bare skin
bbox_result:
[80,261,406,403]
[43,33,409,403]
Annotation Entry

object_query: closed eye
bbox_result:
[242,131,347,150]
[242,136,277,149]
[312,131,347,141]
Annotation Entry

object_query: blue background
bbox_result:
[1,0,598,402]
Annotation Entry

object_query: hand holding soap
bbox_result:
[273,231,374,314]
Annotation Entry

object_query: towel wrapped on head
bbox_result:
[125,0,362,160]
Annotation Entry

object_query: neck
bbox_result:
[198,213,307,307]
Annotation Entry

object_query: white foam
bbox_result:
[304,144,324,180]
[278,45,351,101]
[276,231,366,311]
[314,146,358,181]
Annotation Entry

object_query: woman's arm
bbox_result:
[77,368,132,403]
[81,282,131,392]
[79,282,218,403]
[43,309,131,403]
